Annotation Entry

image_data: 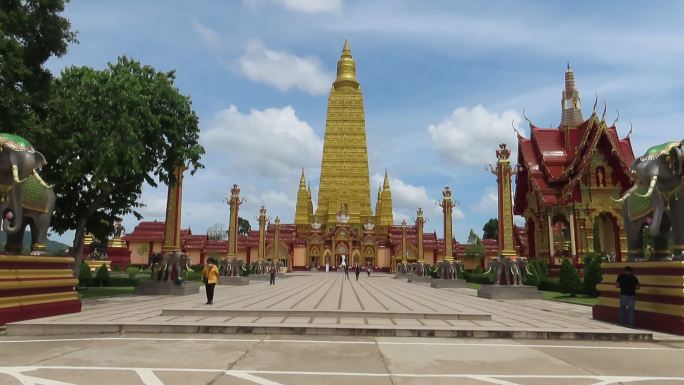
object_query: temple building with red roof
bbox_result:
[514,65,635,265]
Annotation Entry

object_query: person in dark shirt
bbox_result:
[355,264,361,280]
[616,266,640,327]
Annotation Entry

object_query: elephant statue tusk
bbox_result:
[12,165,30,184]
[612,184,638,202]
[525,266,534,275]
[635,176,658,198]
[484,267,492,275]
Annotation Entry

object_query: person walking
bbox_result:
[616,266,640,327]
[344,264,349,280]
[269,266,276,286]
[355,264,360,281]
[202,258,220,305]
[366,262,371,277]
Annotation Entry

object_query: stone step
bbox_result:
[5,322,653,341]
[159,308,491,321]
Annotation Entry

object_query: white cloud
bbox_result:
[371,174,465,229]
[201,104,323,179]
[472,187,498,214]
[244,0,341,13]
[192,19,222,50]
[428,105,520,167]
[237,40,334,95]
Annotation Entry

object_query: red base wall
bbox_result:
[0,300,82,325]
[593,305,684,335]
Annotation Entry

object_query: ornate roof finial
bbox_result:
[299,168,306,188]
[334,39,358,88]
[592,92,598,114]
[511,119,523,138]
[383,169,390,190]
[522,108,534,127]
[612,109,620,127]
[601,100,607,122]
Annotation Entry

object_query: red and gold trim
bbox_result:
[0,255,81,324]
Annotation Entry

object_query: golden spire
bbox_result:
[383,169,390,190]
[334,39,359,90]
[294,169,310,225]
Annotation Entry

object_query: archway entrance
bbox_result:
[335,243,349,268]
[551,215,572,264]
[594,212,620,261]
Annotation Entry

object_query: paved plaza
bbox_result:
[7,273,655,339]
[3,273,684,384]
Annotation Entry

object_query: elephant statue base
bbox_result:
[477,256,541,299]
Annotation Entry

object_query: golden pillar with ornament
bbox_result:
[258,205,268,261]
[489,143,517,257]
[416,207,425,263]
[440,186,456,261]
[400,219,408,264]
[162,164,187,253]
[225,184,245,258]
[273,216,281,265]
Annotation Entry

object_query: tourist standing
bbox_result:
[269,266,276,286]
[616,266,640,327]
[202,258,220,305]
[344,264,349,280]
[366,262,371,277]
[355,264,360,280]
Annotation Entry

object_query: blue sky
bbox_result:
[47,0,684,244]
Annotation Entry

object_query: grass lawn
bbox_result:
[467,282,482,290]
[78,286,135,299]
[542,291,598,306]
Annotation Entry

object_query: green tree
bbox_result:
[238,217,251,236]
[483,218,498,240]
[94,263,110,287]
[523,263,540,287]
[0,0,76,134]
[465,243,485,261]
[33,56,204,274]
[582,253,603,296]
[206,223,227,240]
[78,261,91,287]
[559,258,581,296]
[467,228,481,245]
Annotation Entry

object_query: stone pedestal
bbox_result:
[394,273,407,280]
[134,280,200,295]
[0,255,81,324]
[430,279,467,288]
[408,275,433,284]
[85,260,111,272]
[477,285,541,299]
[593,261,684,335]
[106,246,131,270]
[219,276,250,286]
[250,274,285,281]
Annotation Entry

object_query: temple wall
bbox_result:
[424,250,435,265]
[127,241,150,265]
[237,251,247,263]
[377,248,390,268]
[293,246,307,267]
[462,258,480,270]
[151,242,163,254]
[186,250,202,266]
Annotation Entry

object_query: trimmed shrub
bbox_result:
[78,262,92,287]
[530,259,549,281]
[94,264,110,287]
[523,263,540,287]
[106,277,138,287]
[582,254,603,296]
[463,271,493,284]
[126,266,140,280]
[559,258,581,296]
[538,277,561,292]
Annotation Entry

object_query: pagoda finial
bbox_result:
[383,169,390,190]
[567,61,571,71]
[334,39,358,88]
[299,168,306,188]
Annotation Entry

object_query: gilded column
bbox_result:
[273,216,281,264]
[225,184,244,258]
[569,210,577,259]
[162,164,187,253]
[440,186,455,261]
[401,219,408,264]
[492,144,517,257]
[547,212,554,261]
[416,208,425,263]
[258,205,268,261]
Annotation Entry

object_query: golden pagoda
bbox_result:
[375,170,393,226]
[294,169,313,225]
[315,40,375,227]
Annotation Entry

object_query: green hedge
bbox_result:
[463,271,493,284]
[538,277,561,292]
[78,262,92,287]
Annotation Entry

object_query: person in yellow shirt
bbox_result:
[202,258,220,304]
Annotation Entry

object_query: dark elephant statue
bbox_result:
[485,255,512,285]
[615,140,684,261]
[435,259,458,280]
[148,252,167,281]
[167,252,192,281]
[0,133,56,255]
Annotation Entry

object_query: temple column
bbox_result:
[569,210,577,260]
[416,208,425,263]
[225,184,244,258]
[547,212,554,263]
[492,144,516,257]
[274,216,282,267]
[258,205,268,261]
[441,186,455,262]
[401,219,408,264]
[162,164,187,253]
